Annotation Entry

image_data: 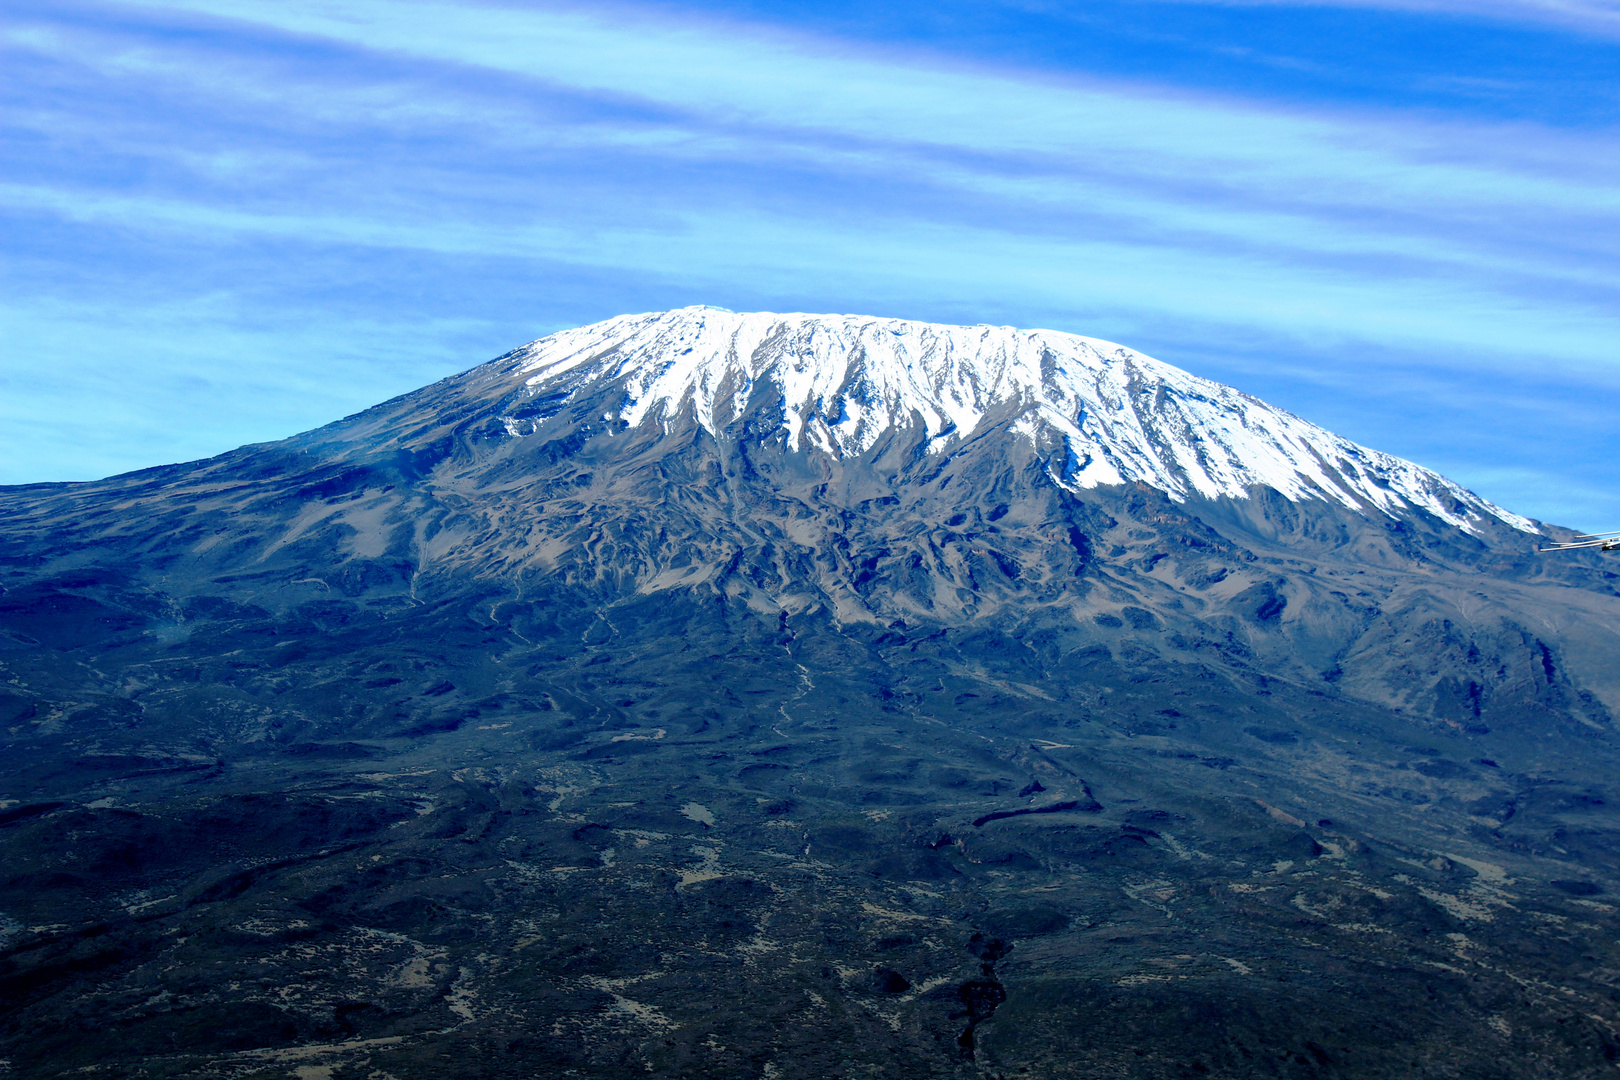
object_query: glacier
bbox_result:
[512,306,1532,535]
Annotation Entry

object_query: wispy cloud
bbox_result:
[23,1,1620,358]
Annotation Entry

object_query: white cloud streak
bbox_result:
[5,174,1618,380]
[48,0,1609,365]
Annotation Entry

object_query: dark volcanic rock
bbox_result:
[2,308,1620,1078]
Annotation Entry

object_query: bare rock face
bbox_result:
[4,308,1620,1079]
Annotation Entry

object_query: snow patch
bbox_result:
[514,308,1533,534]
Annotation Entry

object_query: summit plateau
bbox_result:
[3,308,1620,1079]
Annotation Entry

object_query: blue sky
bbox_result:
[3,0,1618,529]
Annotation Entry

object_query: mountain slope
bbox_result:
[3,308,1620,1079]
[5,307,1604,728]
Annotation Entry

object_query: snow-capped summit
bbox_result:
[509,307,1531,534]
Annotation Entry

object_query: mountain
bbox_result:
[3,307,1620,1079]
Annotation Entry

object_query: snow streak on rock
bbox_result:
[514,307,1531,534]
